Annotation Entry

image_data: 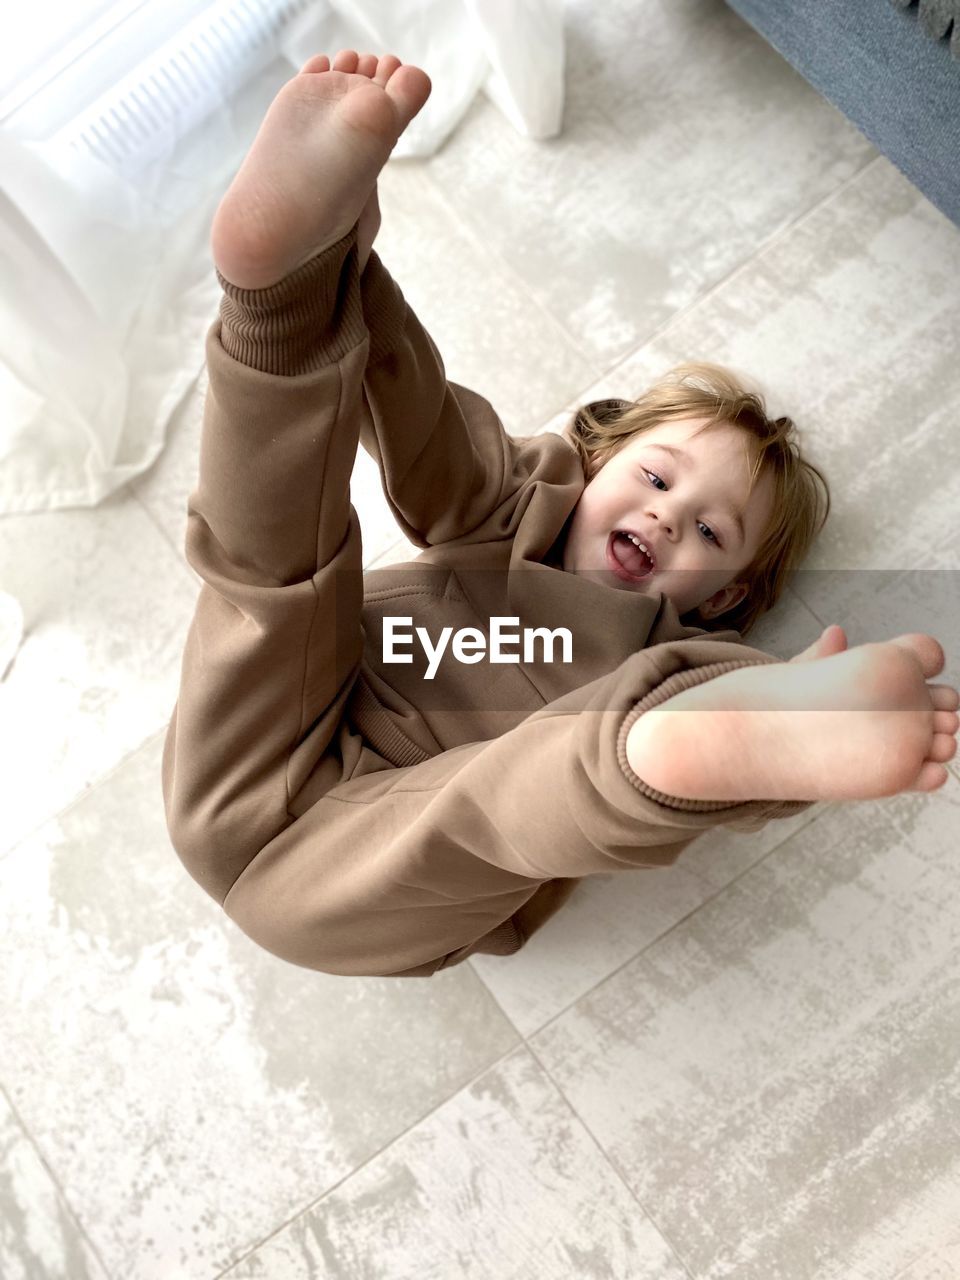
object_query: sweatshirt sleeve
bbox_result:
[220,639,814,978]
[355,249,579,549]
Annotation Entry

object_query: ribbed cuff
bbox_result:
[215,227,367,375]
[616,658,811,815]
[348,674,432,769]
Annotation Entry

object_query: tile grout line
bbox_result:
[522,1037,699,1280]
[590,152,885,393]
[130,483,203,600]
[0,488,196,863]
[419,138,881,417]
[0,725,169,868]
[501,805,856,1272]
[0,1081,114,1280]
[380,148,883,459]
[414,163,608,421]
[515,802,830,1045]
[212,1037,524,1279]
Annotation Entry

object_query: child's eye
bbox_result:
[643,471,721,546]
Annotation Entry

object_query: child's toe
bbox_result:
[299,54,330,75]
[373,54,402,87]
[331,49,359,73]
[384,64,432,126]
[355,53,378,78]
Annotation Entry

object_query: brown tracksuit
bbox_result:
[160,226,811,978]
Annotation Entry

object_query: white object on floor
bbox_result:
[0,0,564,516]
[279,0,566,158]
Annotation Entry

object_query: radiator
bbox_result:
[1,0,315,174]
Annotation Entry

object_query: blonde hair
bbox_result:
[564,361,831,638]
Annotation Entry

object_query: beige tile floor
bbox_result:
[3,2,960,1277]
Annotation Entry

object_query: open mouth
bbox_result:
[606,531,655,583]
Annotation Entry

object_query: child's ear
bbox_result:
[698,581,748,620]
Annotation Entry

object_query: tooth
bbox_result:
[620,532,654,564]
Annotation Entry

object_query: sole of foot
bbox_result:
[211,49,431,290]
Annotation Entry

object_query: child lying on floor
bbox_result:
[161,50,959,977]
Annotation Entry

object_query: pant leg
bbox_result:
[161,225,574,959]
[162,215,570,909]
[162,228,373,903]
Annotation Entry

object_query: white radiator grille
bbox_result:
[4,0,314,173]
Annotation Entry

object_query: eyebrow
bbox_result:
[645,443,746,545]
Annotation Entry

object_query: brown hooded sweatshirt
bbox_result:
[161,226,812,978]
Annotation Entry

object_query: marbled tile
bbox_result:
[531,785,960,1279]
[0,488,197,859]
[0,734,518,1280]
[779,566,960,694]
[895,1231,960,1280]
[422,0,875,368]
[363,163,599,435]
[0,1088,105,1280]
[226,1046,687,1280]
[735,584,826,660]
[129,364,206,568]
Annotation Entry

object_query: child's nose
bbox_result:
[648,511,674,538]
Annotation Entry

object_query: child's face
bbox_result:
[561,417,775,622]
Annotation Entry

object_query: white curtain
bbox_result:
[0,0,566,518]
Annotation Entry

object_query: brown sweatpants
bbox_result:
[161,229,581,977]
[161,227,802,978]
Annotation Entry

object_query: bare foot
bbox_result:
[307,52,381,273]
[210,49,430,289]
[627,633,959,802]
